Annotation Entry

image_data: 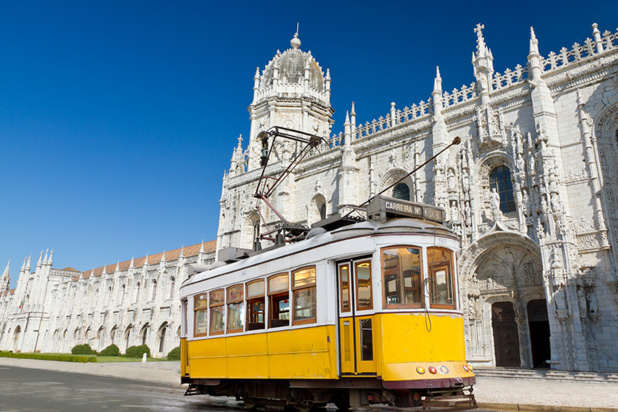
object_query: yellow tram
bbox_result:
[180,196,476,410]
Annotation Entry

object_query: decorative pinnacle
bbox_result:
[474,23,487,55]
[254,67,260,79]
[291,32,301,49]
[434,66,442,92]
[529,26,539,55]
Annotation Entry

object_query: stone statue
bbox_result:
[577,288,587,315]
[554,286,567,312]
[522,189,530,216]
[529,153,536,176]
[587,291,598,319]
[447,169,457,192]
[490,187,502,221]
[517,152,525,172]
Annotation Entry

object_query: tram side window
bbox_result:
[268,274,290,328]
[246,279,265,331]
[292,266,316,325]
[382,246,423,308]
[209,289,225,335]
[226,285,244,333]
[427,247,455,309]
[194,294,208,337]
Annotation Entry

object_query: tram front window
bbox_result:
[428,247,455,309]
[382,246,423,308]
[269,274,290,328]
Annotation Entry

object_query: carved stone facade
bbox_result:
[0,242,216,356]
[218,25,618,372]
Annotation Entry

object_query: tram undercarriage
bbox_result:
[183,378,477,411]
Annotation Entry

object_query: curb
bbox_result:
[478,402,618,412]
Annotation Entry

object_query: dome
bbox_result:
[260,34,325,92]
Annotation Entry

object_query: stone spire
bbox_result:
[1,260,10,291]
[46,249,53,266]
[144,253,149,266]
[344,111,351,145]
[179,245,185,258]
[432,67,444,119]
[161,251,167,263]
[472,23,494,105]
[37,250,44,268]
[102,263,107,275]
[129,257,135,269]
[115,260,120,273]
[26,255,31,272]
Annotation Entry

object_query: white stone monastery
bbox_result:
[0,242,216,357]
[1,23,618,371]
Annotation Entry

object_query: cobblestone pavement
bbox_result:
[474,376,618,410]
[1,358,617,411]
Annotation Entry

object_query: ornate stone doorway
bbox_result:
[491,302,520,367]
[527,299,551,368]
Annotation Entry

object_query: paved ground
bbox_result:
[0,358,617,411]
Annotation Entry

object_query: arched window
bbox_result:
[158,323,167,353]
[151,280,157,301]
[319,203,326,220]
[169,278,176,299]
[141,324,149,345]
[393,183,411,201]
[134,282,141,303]
[489,166,516,213]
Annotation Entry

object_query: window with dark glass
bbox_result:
[292,266,316,324]
[393,183,411,201]
[489,166,516,213]
[194,294,208,337]
[246,279,265,330]
[209,289,225,335]
[226,285,244,333]
[382,246,423,308]
[427,247,455,309]
[268,274,289,328]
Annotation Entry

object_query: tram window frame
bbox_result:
[268,273,290,328]
[381,245,424,309]
[226,285,244,333]
[209,289,225,336]
[339,264,351,313]
[292,266,317,325]
[193,294,209,337]
[246,279,266,331]
[427,247,456,310]
[355,260,373,311]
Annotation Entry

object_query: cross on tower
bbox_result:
[474,23,485,36]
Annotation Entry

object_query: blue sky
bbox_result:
[0,1,615,287]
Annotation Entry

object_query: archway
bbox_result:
[459,231,545,368]
[13,326,21,352]
[527,299,551,368]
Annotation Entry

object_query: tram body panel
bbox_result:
[185,325,337,380]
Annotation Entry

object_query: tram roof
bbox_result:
[182,217,454,289]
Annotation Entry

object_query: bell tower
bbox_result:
[246,33,334,170]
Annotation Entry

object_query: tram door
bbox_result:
[338,259,376,375]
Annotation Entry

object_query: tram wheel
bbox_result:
[332,396,350,411]
[243,399,257,409]
[295,402,314,412]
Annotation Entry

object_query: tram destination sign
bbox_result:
[367,195,445,224]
